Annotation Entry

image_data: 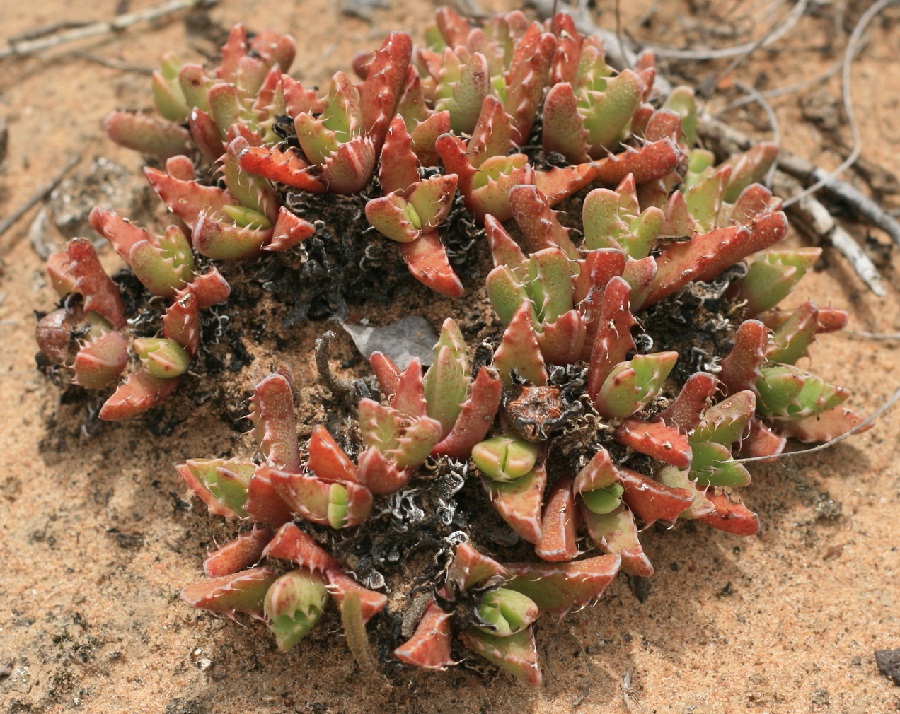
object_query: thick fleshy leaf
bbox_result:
[593,139,680,187]
[204,527,273,578]
[614,418,692,469]
[435,48,490,134]
[266,207,315,252]
[365,193,421,243]
[472,435,540,482]
[263,522,337,572]
[581,504,653,577]
[536,479,579,562]
[460,627,542,686]
[778,406,869,442]
[90,208,194,298]
[72,331,128,389]
[395,602,454,671]
[692,391,756,446]
[181,566,278,616]
[357,32,412,152]
[486,265,528,326]
[66,238,126,329]
[741,418,787,459]
[308,425,359,484]
[647,213,788,307]
[178,458,254,519]
[582,69,645,156]
[538,310,585,366]
[265,568,328,651]
[104,111,191,158]
[484,461,547,544]
[508,186,579,259]
[422,319,468,435]
[503,554,621,614]
[357,447,410,494]
[250,374,300,472]
[618,467,693,525]
[694,490,759,536]
[245,467,295,528]
[493,304,548,387]
[163,291,200,355]
[767,300,819,365]
[503,23,556,143]
[476,588,539,636]
[393,359,428,418]
[326,569,387,623]
[432,367,503,458]
[593,351,678,419]
[718,320,769,396]
[657,372,717,433]
[689,441,751,488]
[398,230,464,297]
[468,95,513,167]
[409,174,458,230]
[132,337,189,379]
[542,82,588,162]
[732,248,821,316]
[573,448,618,495]
[99,369,180,420]
[755,365,850,420]
[267,465,373,528]
[587,276,637,399]
[446,542,508,593]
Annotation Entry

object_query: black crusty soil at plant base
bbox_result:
[34,7,869,685]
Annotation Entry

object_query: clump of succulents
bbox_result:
[35,7,869,684]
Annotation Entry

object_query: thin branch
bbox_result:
[6,20,93,43]
[0,0,218,61]
[776,174,886,296]
[779,154,900,247]
[841,330,900,340]
[735,385,900,465]
[0,155,81,244]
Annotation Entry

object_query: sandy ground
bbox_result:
[1,1,898,712]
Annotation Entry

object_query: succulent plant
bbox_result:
[35,6,870,686]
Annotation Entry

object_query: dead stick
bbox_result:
[0,154,81,243]
[777,152,900,247]
[0,0,218,61]
[777,175,886,297]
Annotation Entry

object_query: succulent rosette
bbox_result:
[35,6,868,685]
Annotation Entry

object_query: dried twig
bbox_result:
[0,0,217,61]
[842,330,900,340]
[0,155,81,244]
[776,174,886,296]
